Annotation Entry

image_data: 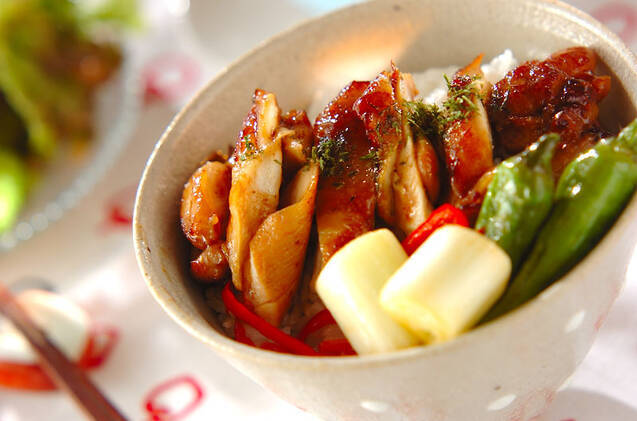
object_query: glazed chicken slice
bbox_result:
[443,55,495,209]
[453,168,496,222]
[190,242,229,282]
[181,161,232,250]
[353,71,401,226]
[391,67,432,235]
[354,66,432,236]
[226,90,282,290]
[413,132,441,204]
[180,160,232,282]
[314,81,376,266]
[277,110,313,179]
[243,164,319,325]
[488,46,611,177]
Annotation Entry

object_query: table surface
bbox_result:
[1,1,637,420]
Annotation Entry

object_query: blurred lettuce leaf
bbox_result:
[0,94,26,151]
[80,0,143,30]
[0,0,137,232]
[0,0,137,158]
[0,149,28,233]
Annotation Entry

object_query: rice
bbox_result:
[411,49,518,106]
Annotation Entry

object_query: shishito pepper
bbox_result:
[483,119,637,322]
[475,134,559,269]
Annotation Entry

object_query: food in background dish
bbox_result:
[178,47,637,356]
[0,0,137,233]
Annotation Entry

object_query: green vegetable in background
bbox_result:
[476,133,559,270]
[0,0,136,157]
[0,94,25,150]
[0,0,138,234]
[482,119,637,322]
[81,0,142,30]
[0,150,28,233]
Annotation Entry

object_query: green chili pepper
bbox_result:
[483,119,637,322]
[476,133,559,270]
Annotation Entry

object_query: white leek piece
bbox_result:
[316,229,420,355]
[380,225,511,344]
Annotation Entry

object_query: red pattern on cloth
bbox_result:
[142,375,205,421]
[101,185,137,231]
[593,3,637,42]
[143,54,201,104]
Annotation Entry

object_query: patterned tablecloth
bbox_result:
[1,1,637,420]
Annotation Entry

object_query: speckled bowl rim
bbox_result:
[134,0,637,370]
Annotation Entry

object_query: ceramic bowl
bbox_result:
[134,0,637,420]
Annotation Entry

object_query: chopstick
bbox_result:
[0,283,128,421]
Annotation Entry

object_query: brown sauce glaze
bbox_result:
[488,46,611,177]
[314,82,377,265]
[279,110,313,179]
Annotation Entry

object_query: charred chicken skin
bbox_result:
[314,81,377,265]
[488,46,611,177]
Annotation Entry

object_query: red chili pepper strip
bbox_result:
[222,283,319,356]
[297,309,337,341]
[318,339,357,356]
[233,320,255,346]
[0,362,56,390]
[260,342,287,353]
[401,204,469,255]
